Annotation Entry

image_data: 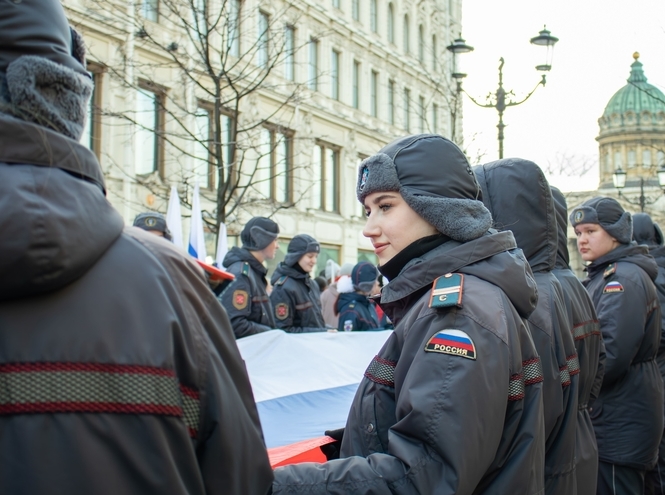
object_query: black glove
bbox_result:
[320,428,345,461]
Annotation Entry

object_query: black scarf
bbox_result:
[378,234,449,281]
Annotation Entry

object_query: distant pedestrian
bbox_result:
[133,212,172,240]
[270,235,327,333]
[336,261,382,332]
[321,262,353,328]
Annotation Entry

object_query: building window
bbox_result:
[432,103,438,134]
[316,244,341,280]
[331,49,340,100]
[256,126,293,202]
[403,15,410,54]
[418,25,425,63]
[81,64,103,158]
[135,86,163,176]
[387,3,394,44]
[643,149,652,167]
[284,25,295,81]
[140,0,158,22]
[228,0,241,57]
[658,150,665,166]
[311,142,339,212]
[258,11,270,68]
[308,37,319,91]
[370,0,377,32]
[352,60,360,109]
[388,79,395,125]
[403,88,410,132]
[627,149,636,168]
[352,0,360,21]
[432,34,437,71]
[193,106,214,189]
[370,70,378,117]
[333,0,340,8]
[614,150,622,169]
[419,96,425,132]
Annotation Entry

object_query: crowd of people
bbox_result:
[3,2,665,494]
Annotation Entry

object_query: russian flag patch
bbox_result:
[603,281,624,293]
[425,329,476,360]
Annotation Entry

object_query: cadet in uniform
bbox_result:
[133,212,172,240]
[475,159,579,495]
[551,187,603,495]
[221,216,279,339]
[632,212,665,495]
[571,197,663,495]
[335,261,382,332]
[269,235,327,333]
[272,134,546,494]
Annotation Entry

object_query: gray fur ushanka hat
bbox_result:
[569,196,632,244]
[356,134,492,242]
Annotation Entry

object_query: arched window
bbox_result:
[403,15,410,53]
[388,3,394,44]
[418,24,424,62]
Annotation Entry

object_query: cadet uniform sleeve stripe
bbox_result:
[572,320,601,341]
[647,299,659,314]
[567,354,580,376]
[0,362,200,438]
[560,365,571,387]
[364,355,396,387]
[509,357,544,401]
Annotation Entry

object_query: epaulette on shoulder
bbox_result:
[429,273,464,309]
[603,263,616,279]
[274,275,289,286]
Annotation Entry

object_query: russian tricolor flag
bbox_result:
[188,182,207,261]
[236,330,392,451]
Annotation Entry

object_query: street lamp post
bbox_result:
[612,166,665,212]
[447,27,559,159]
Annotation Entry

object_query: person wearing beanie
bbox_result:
[632,212,665,495]
[133,212,172,240]
[334,261,382,332]
[269,234,327,333]
[321,261,354,328]
[221,216,280,339]
[0,2,273,494]
[550,187,604,495]
[571,197,663,495]
[273,134,545,495]
[475,159,579,495]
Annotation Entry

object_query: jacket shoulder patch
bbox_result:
[603,263,616,279]
[429,273,464,309]
[275,302,289,320]
[603,281,624,293]
[343,320,353,332]
[425,329,476,360]
[232,290,249,310]
[274,275,289,286]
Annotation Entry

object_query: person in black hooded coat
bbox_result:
[551,187,604,495]
[474,159,579,495]
[571,198,663,495]
[632,212,665,495]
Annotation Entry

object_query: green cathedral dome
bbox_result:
[599,53,665,136]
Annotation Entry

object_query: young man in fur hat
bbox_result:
[0,2,272,493]
[221,216,280,338]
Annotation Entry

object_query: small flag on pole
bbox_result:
[216,222,228,267]
[188,182,207,261]
[166,185,184,248]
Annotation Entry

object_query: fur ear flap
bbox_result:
[5,55,92,140]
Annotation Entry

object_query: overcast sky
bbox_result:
[460,0,665,191]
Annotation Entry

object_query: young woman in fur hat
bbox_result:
[272,134,547,494]
[571,197,663,495]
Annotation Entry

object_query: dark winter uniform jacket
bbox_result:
[270,263,326,332]
[273,230,546,495]
[0,116,273,494]
[221,246,276,339]
[551,188,603,495]
[335,292,381,332]
[475,159,579,495]
[584,242,663,470]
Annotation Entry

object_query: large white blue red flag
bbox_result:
[166,185,183,248]
[188,182,207,261]
[236,329,392,449]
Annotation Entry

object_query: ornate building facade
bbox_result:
[65,0,463,275]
